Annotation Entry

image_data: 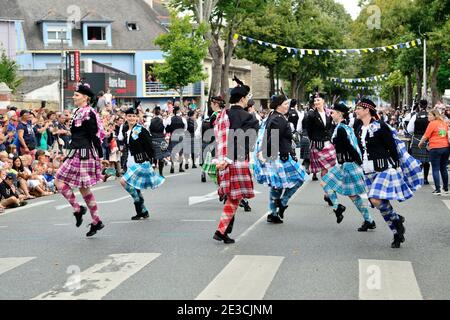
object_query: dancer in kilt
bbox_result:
[150,106,170,177]
[254,94,308,224]
[55,84,106,237]
[321,103,375,231]
[121,107,165,220]
[212,77,259,244]
[407,99,430,184]
[355,98,423,248]
[304,92,337,205]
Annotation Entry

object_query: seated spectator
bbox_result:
[19,154,50,197]
[6,144,18,159]
[32,150,54,195]
[11,156,36,200]
[0,151,11,170]
[0,172,27,209]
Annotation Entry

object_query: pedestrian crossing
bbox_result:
[0,253,426,300]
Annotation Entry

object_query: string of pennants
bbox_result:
[233,34,422,56]
[334,83,381,91]
[327,73,391,83]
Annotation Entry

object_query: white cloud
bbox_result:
[335,0,362,20]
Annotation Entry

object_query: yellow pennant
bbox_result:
[233,34,239,40]
[307,50,313,55]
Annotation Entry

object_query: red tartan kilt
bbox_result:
[217,161,255,201]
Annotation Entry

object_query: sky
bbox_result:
[335,0,362,20]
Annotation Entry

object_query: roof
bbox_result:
[39,9,67,22]
[16,70,59,94]
[0,0,24,20]
[11,0,168,51]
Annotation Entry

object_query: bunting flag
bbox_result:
[233,34,422,57]
[333,83,381,91]
[327,73,391,84]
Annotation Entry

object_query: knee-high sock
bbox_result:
[59,183,80,213]
[323,185,339,210]
[136,189,148,214]
[281,181,303,207]
[351,195,374,223]
[81,190,100,225]
[423,162,430,181]
[377,200,400,234]
[124,183,148,214]
[269,188,283,215]
[217,198,240,235]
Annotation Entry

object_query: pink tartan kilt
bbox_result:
[55,151,103,188]
[217,161,255,201]
[310,142,337,174]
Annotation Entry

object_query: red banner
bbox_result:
[74,51,80,83]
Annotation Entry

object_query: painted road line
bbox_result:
[442,200,450,209]
[110,221,136,224]
[74,185,113,196]
[0,257,35,276]
[33,253,161,300]
[196,255,284,300]
[166,173,190,179]
[359,259,423,300]
[57,196,131,210]
[181,220,216,222]
[0,200,56,216]
[0,226,8,229]
[189,190,262,206]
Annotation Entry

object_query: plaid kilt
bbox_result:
[365,168,414,202]
[253,155,308,189]
[217,161,254,200]
[310,142,337,173]
[123,161,165,190]
[409,136,429,163]
[202,152,218,184]
[322,162,367,196]
[300,135,310,160]
[397,139,424,192]
[56,150,103,188]
[152,137,170,160]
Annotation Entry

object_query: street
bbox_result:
[1,168,450,300]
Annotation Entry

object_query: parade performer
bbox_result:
[321,103,376,231]
[55,83,106,237]
[166,106,187,173]
[407,99,430,184]
[354,98,422,248]
[304,92,337,204]
[121,107,165,220]
[212,77,259,244]
[150,106,170,177]
[253,94,308,224]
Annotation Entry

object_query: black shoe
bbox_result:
[185,164,189,170]
[201,173,206,183]
[333,204,345,224]
[74,206,87,228]
[179,168,185,173]
[358,220,376,232]
[131,213,149,220]
[274,199,288,219]
[391,233,403,248]
[324,195,333,207]
[312,174,318,181]
[393,215,406,242]
[267,214,283,224]
[192,164,198,169]
[239,200,251,212]
[170,167,175,174]
[86,221,105,237]
[213,231,235,244]
[424,180,430,185]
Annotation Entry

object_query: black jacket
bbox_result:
[333,126,362,165]
[68,109,103,159]
[305,109,334,145]
[150,117,165,138]
[413,111,429,135]
[126,124,155,163]
[262,111,294,160]
[227,105,260,161]
[355,120,399,171]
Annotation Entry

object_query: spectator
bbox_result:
[0,172,28,208]
[104,88,113,106]
[34,117,53,151]
[17,110,37,157]
[6,144,18,159]
[20,154,49,197]
[418,110,450,195]
[11,156,35,200]
[55,113,71,156]
[96,91,107,112]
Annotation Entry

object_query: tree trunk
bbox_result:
[431,58,440,107]
[290,75,298,100]
[221,28,238,106]
[406,73,413,110]
[208,39,223,101]
[269,67,275,97]
[414,68,422,101]
[298,80,306,105]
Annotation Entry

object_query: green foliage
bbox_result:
[152,12,209,96]
[0,52,22,93]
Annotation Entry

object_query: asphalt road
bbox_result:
[0,167,450,300]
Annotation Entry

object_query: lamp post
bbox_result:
[60,28,66,112]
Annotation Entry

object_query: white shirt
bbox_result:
[318,111,326,126]
[360,125,374,173]
[126,129,136,167]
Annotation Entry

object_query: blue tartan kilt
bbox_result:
[365,168,414,202]
[322,162,367,196]
[253,155,308,189]
[123,161,165,190]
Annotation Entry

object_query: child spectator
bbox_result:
[11,156,35,200]
[0,172,28,208]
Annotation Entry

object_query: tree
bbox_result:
[0,52,22,93]
[153,12,209,104]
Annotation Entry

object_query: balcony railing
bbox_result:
[145,82,201,97]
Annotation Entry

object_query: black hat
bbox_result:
[134,100,141,109]
[229,75,250,104]
[153,106,161,112]
[314,92,326,99]
[356,98,376,110]
[188,110,195,117]
[124,107,139,115]
[289,99,298,109]
[211,95,224,103]
[76,84,95,99]
[333,102,349,114]
[419,99,428,108]
[270,94,288,109]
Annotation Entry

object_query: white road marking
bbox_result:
[33,253,161,300]
[0,200,56,216]
[74,185,113,196]
[0,257,35,276]
[189,190,261,206]
[110,221,135,224]
[56,196,131,210]
[442,200,450,210]
[196,255,284,300]
[166,173,190,178]
[359,259,423,300]
[0,226,8,229]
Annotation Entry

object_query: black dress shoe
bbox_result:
[267,214,283,224]
[357,220,376,232]
[393,215,406,242]
[131,213,150,220]
[170,167,175,174]
[192,164,198,169]
[324,195,333,207]
[239,200,251,212]
[179,168,185,173]
[333,204,346,224]
[185,164,189,170]
[312,174,318,181]
[86,221,105,237]
[391,233,403,248]
[424,180,430,185]
[74,206,87,228]
[274,199,288,219]
[201,173,207,183]
[213,231,235,244]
